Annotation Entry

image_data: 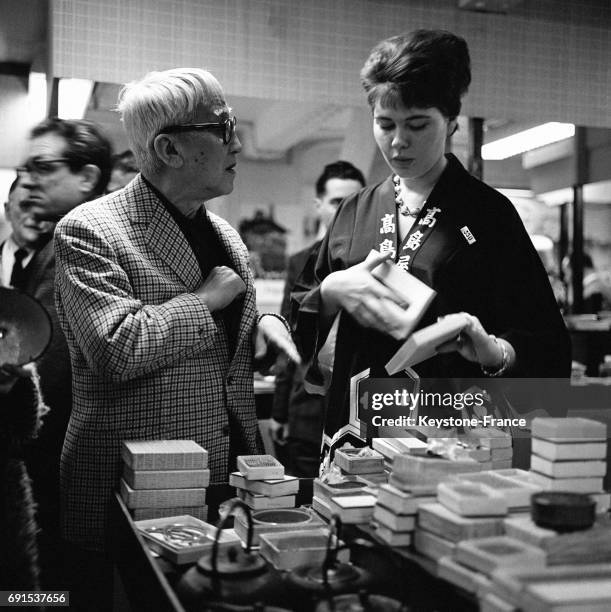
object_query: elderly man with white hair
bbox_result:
[54,68,298,595]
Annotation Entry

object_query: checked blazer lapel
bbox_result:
[127,176,201,290]
[146,207,201,290]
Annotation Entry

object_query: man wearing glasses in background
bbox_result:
[49,68,298,609]
[16,118,112,599]
[1,176,55,289]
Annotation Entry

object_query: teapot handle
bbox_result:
[211,499,254,576]
[321,517,377,588]
[321,514,344,587]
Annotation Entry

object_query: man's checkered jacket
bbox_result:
[54,174,262,552]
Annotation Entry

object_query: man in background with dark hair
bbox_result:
[270,161,365,476]
[21,118,113,222]
[106,149,139,193]
[17,117,112,592]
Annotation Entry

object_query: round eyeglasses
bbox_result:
[161,116,237,145]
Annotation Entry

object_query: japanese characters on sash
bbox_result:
[378,206,442,271]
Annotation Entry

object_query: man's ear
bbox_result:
[153,134,184,169]
[78,164,101,196]
[447,118,458,137]
[314,197,322,213]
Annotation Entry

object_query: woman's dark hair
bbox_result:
[360,29,471,120]
[30,118,113,195]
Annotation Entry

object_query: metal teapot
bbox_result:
[176,500,286,611]
[285,516,374,611]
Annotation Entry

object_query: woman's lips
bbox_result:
[392,157,414,167]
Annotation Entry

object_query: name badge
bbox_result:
[460,226,476,245]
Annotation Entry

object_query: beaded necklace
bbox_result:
[392,174,425,217]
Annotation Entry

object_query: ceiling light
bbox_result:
[482,122,575,160]
[58,78,94,119]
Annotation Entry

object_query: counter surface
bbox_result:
[110,483,477,612]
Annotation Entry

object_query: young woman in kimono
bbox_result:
[292,30,571,466]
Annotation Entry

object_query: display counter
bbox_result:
[109,482,477,612]
[110,404,611,611]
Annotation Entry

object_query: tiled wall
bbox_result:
[52,0,611,127]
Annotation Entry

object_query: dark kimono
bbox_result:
[292,154,571,450]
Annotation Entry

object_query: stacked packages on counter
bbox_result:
[419,472,545,605]
[312,474,371,521]
[305,419,610,611]
[429,418,611,611]
[230,455,327,547]
[529,417,610,513]
[333,446,389,485]
[229,454,298,510]
[372,484,428,546]
[120,440,209,520]
[311,446,385,522]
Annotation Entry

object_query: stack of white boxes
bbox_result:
[120,440,209,520]
[311,475,370,520]
[529,417,609,513]
[412,467,546,600]
[414,480,544,603]
[389,452,481,496]
[416,500,505,595]
[371,451,478,548]
[372,483,423,546]
[230,454,298,510]
[413,479,506,575]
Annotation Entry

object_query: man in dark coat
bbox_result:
[15,118,113,594]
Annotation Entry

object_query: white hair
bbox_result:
[117,68,225,176]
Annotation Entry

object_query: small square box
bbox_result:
[334,448,385,474]
[236,455,284,480]
[259,528,342,570]
[122,440,208,470]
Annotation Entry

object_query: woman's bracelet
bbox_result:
[257,312,292,334]
[481,335,510,377]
